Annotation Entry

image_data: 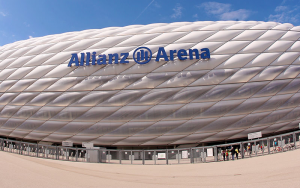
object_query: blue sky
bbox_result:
[0,0,299,46]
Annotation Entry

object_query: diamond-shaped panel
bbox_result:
[0,21,299,146]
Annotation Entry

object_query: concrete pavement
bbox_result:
[0,149,299,188]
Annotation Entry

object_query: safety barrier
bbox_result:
[1,130,300,165]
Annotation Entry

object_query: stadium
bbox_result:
[0,21,300,148]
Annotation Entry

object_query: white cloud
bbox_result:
[29,36,33,39]
[201,2,231,15]
[171,3,183,19]
[153,1,160,8]
[0,12,6,16]
[200,2,251,21]
[221,9,251,20]
[269,5,299,24]
[24,22,30,27]
[193,14,198,21]
[275,6,288,12]
[269,13,298,23]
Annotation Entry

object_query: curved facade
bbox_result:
[0,21,300,146]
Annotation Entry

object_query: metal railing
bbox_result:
[1,130,300,165]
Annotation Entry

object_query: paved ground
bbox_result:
[0,149,299,188]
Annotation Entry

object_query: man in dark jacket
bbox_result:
[230,147,235,160]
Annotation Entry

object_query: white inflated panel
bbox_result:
[0,21,299,146]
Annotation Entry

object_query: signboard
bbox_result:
[278,140,285,147]
[252,145,259,152]
[207,148,213,157]
[157,153,166,159]
[82,142,94,148]
[182,151,188,159]
[62,141,73,147]
[248,131,262,140]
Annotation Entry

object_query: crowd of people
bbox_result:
[220,143,265,161]
[221,147,240,161]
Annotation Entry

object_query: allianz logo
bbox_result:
[68,47,210,67]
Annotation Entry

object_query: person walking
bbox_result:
[222,150,225,161]
[235,148,239,160]
[248,143,252,155]
[230,147,235,160]
[225,149,229,161]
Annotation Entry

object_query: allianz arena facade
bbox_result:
[0,21,300,147]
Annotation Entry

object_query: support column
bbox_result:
[19,142,21,155]
[119,150,122,164]
[214,147,218,162]
[240,143,244,159]
[76,149,78,162]
[190,148,193,164]
[36,144,39,157]
[293,132,296,149]
[255,141,257,156]
[202,148,206,163]
[142,150,145,165]
[280,136,283,152]
[267,138,270,154]
[56,146,58,160]
[166,149,169,165]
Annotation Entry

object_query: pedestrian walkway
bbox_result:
[0,148,299,188]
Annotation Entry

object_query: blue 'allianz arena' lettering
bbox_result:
[67,47,210,67]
